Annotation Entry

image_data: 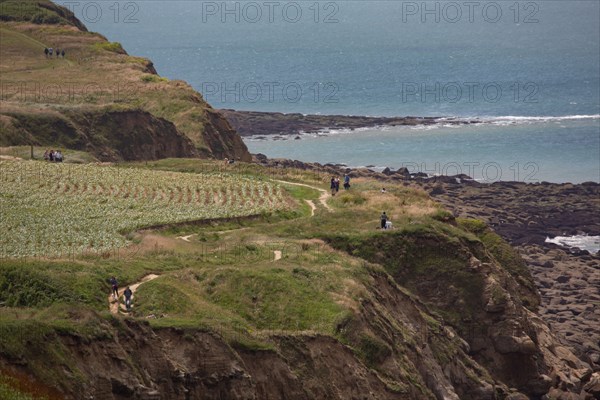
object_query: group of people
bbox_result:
[330,174,351,195]
[44,47,65,58]
[43,149,64,162]
[110,276,133,311]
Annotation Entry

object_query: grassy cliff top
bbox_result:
[0,0,250,160]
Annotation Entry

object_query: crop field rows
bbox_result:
[0,160,288,258]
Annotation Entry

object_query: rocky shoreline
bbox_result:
[254,155,600,380]
[219,109,477,137]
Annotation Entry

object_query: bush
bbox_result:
[337,192,366,206]
[0,267,77,307]
[456,218,488,234]
[358,334,391,366]
[431,209,455,223]
[30,13,60,24]
[141,75,168,83]
[93,42,125,54]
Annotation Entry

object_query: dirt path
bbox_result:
[305,199,317,216]
[274,180,332,212]
[177,180,330,261]
[176,234,196,242]
[108,274,160,314]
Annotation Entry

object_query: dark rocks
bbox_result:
[521,245,600,372]
[429,185,446,196]
[111,378,135,396]
[526,374,553,396]
[396,167,410,176]
[253,153,268,163]
[543,260,555,268]
[583,372,600,396]
[493,334,537,354]
[219,109,468,137]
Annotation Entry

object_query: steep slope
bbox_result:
[0,0,251,161]
[325,221,594,399]
[0,166,595,400]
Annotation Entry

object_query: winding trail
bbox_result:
[176,180,331,262]
[108,274,160,314]
[305,199,317,217]
[274,180,332,212]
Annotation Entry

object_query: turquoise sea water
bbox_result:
[246,117,599,183]
[61,1,600,183]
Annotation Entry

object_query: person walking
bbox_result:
[380,211,388,230]
[330,177,336,196]
[334,177,340,193]
[44,48,49,57]
[109,276,118,301]
[61,49,65,58]
[124,286,133,310]
[343,174,350,190]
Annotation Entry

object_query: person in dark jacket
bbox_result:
[124,286,133,310]
[343,174,350,190]
[380,212,388,229]
[110,276,118,300]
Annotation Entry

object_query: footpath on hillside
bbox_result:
[274,180,333,213]
[108,274,159,314]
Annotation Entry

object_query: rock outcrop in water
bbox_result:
[219,109,474,137]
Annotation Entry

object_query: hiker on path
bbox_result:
[343,174,350,190]
[380,211,388,230]
[330,177,337,196]
[110,276,118,300]
[44,48,49,57]
[48,48,53,57]
[55,48,60,58]
[334,177,340,193]
[124,286,133,310]
[61,49,65,58]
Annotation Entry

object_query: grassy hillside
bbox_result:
[0,157,573,399]
[0,0,250,161]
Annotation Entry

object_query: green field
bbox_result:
[0,159,288,257]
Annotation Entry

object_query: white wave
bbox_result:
[476,115,600,125]
[545,234,600,254]
[245,114,599,140]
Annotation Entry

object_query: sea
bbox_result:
[56,0,600,251]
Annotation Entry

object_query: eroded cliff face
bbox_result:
[0,267,510,400]
[199,108,253,162]
[326,228,595,399]
[0,109,198,161]
[1,230,595,400]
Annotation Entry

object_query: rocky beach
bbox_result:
[431,178,600,376]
